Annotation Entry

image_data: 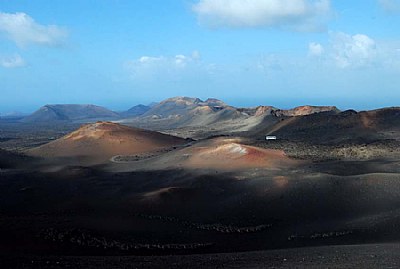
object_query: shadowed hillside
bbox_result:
[258,107,400,143]
[0,148,31,169]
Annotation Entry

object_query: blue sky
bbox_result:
[1,0,400,113]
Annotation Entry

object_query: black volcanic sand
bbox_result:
[1,162,400,257]
[2,243,400,268]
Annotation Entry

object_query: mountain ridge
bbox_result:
[22,104,120,123]
[21,97,344,124]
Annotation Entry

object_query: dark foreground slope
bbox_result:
[1,162,400,257]
[0,148,32,169]
[3,243,399,268]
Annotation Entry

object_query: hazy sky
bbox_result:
[1,0,400,113]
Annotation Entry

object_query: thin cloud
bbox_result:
[0,12,67,47]
[379,0,400,13]
[192,0,331,31]
[125,52,204,80]
[308,42,324,56]
[1,54,26,68]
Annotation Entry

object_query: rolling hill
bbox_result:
[111,137,301,172]
[26,121,188,164]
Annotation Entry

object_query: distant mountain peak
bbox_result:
[159,96,228,108]
[122,104,151,117]
[254,106,276,117]
[204,98,227,107]
[22,104,120,123]
[161,96,202,106]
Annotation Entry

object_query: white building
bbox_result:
[266,136,277,140]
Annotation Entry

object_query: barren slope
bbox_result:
[258,107,400,143]
[120,97,340,139]
[26,122,187,164]
[111,137,301,172]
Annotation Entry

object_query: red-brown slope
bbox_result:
[27,122,187,163]
[183,139,299,170]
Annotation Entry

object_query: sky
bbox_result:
[1,0,400,113]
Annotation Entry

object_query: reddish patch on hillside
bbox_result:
[290,106,338,116]
[182,138,299,170]
[360,111,377,129]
